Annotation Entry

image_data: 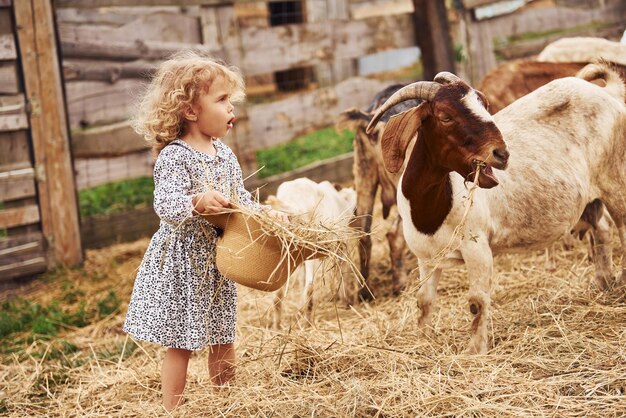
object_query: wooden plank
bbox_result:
[0,166,34,183]
[0,205,40,229]
[0,256,47,282]
[0,231,43,251]
[0,94,28,132]
[60,39,222,61]
[0,130,31,167]
[74,151,154,190]
[0,166,36,202]
[0,178,36,202]
[238,14,415,76]
[246,77,389,149]
[0,34,17,60]
[235,2,270,28]
[14,0,82,266]
[55,6,180,26]
[463,0,504,8]
[71,121,149,158]
[65,79,145,129]
[0,233,44,265]
[63,59,157,82]
[350,0,413,20]
[55,0,290,7]
[58,11,201,44]
[80,206,159,249]
[0,162,36,203]
[0,61,20,95]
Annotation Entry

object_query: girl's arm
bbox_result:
[152,147,196,225]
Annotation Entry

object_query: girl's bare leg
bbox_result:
[208,343,235,386]
[161,348,192,411]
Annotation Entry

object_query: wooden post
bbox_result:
[411,0,456,80]
[13,0,82,266]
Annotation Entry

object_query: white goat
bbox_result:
[367,63,626,354]
[537,37,626,66]
[267,178,357,329]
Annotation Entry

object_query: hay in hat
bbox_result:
[200,202,366,292]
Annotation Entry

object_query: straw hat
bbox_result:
[203,211,322,292]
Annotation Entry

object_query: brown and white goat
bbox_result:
[367,64,626,354]
[336,85,421,299]
[267,178,357,329]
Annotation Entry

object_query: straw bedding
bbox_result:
[1,200,625,417]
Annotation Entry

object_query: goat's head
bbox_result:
[366,72,509,188]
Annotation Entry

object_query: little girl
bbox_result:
[123,50,277,411]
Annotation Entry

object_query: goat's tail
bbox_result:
[576,60,626,103]
[335,108,371,133]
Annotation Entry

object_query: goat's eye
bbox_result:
[439,114,452,123]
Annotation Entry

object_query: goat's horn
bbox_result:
[434,72,462,84]
[366,81,439,134]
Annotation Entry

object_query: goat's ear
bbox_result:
[476,90,490,113]
[380,105,422,173]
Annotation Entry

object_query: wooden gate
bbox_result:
[0,0,81,283]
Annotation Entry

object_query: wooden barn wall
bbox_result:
[56,0,416,192]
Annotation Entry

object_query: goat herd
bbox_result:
[267,37,626,355]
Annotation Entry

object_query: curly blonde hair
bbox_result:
[133,50,245,155]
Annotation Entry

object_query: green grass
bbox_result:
[0,281,121,353]
[79,176,154,218]
[256,127,354,178]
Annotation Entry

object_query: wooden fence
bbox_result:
[1,0,81,282]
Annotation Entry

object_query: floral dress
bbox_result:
[124,139,262,350]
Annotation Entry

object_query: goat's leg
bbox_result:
[589,214,613,290]
[462,242,493,355]
[416,263,441,332]
[355,182,378,301]
[387,215,407,295]
[603,206,626,286]
[611,214,626,285]
[301,260,317,325]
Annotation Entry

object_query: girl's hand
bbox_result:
[267,208,290,223]
[193,191,230,214]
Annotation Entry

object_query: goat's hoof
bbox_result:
[469,303,480,315]
[358,287,375,302]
